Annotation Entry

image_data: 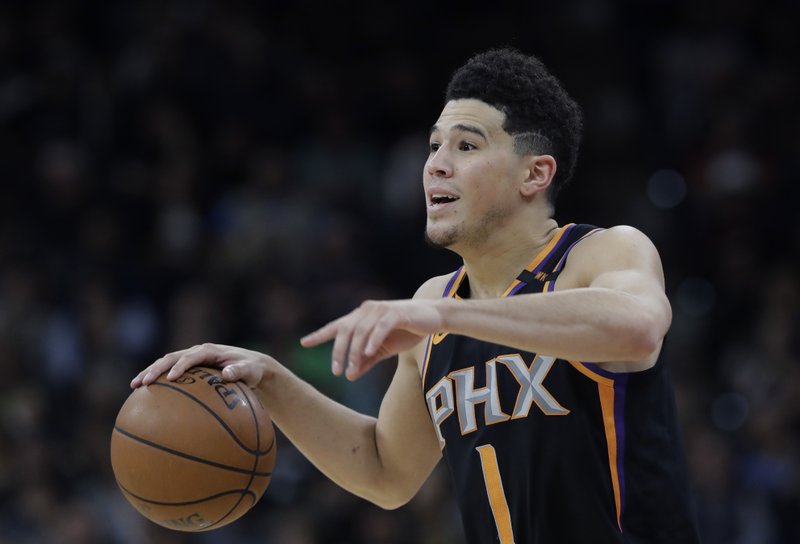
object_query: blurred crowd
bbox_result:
[0,1,798,543]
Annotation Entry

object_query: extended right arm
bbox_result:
[130,283,444,509]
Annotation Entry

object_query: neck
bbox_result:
[457,216,559,299]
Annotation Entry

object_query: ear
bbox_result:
[520,155,557,198]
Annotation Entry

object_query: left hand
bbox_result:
[300,299,445,380]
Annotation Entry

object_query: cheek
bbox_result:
[475,163,518,199]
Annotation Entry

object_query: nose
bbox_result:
[426,148,453,178]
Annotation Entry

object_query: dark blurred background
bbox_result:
[0,0,798,542]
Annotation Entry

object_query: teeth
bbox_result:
[431,195,457,204]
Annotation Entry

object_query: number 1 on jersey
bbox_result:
[476,445,515,544]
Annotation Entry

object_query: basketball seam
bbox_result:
[113,425,273,477]
[204,382,266,529]
[148,381,274,455]
[118,483,257,507]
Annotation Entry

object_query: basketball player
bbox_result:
[133,48,701,543]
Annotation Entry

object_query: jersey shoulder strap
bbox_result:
[437,223,604,298]
[514,223,603,290]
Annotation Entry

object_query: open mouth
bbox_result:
[429,194,459,206]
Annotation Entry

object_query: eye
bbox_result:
[459,141,476,151]
[429,142,441,153]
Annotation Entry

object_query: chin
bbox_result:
[424,225,459,249]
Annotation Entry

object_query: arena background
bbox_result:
[0,1,798,542]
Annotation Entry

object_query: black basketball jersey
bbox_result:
[421,223,700,544]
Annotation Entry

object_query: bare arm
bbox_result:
[260,348,441,508]
[130,287,443,509]
[304,226,671,377]
[440,227,671,367]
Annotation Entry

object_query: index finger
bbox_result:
[300,319,341,347]
[130,349,187,388]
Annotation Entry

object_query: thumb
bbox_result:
[222,364,261,388]
[221,365,242,382]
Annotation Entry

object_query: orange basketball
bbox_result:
[110,366,276,532]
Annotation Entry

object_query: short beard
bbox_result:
[424,227,459,249]
[424,207,510,252]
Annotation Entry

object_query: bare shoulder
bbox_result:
[412,272,457,300]
[561,225,665,287]
[579,225,659,254]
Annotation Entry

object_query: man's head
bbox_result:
[444,48,583,203]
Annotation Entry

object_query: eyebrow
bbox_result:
[429,123,488,142]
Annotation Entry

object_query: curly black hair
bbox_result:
[445,48,583,202]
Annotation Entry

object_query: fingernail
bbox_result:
[332,360,342,375]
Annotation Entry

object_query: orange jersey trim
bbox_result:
[568,360,625,531]
[501,224,574,297]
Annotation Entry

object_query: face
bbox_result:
[424,99,531,251]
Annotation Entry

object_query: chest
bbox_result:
[422,336,601,449]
